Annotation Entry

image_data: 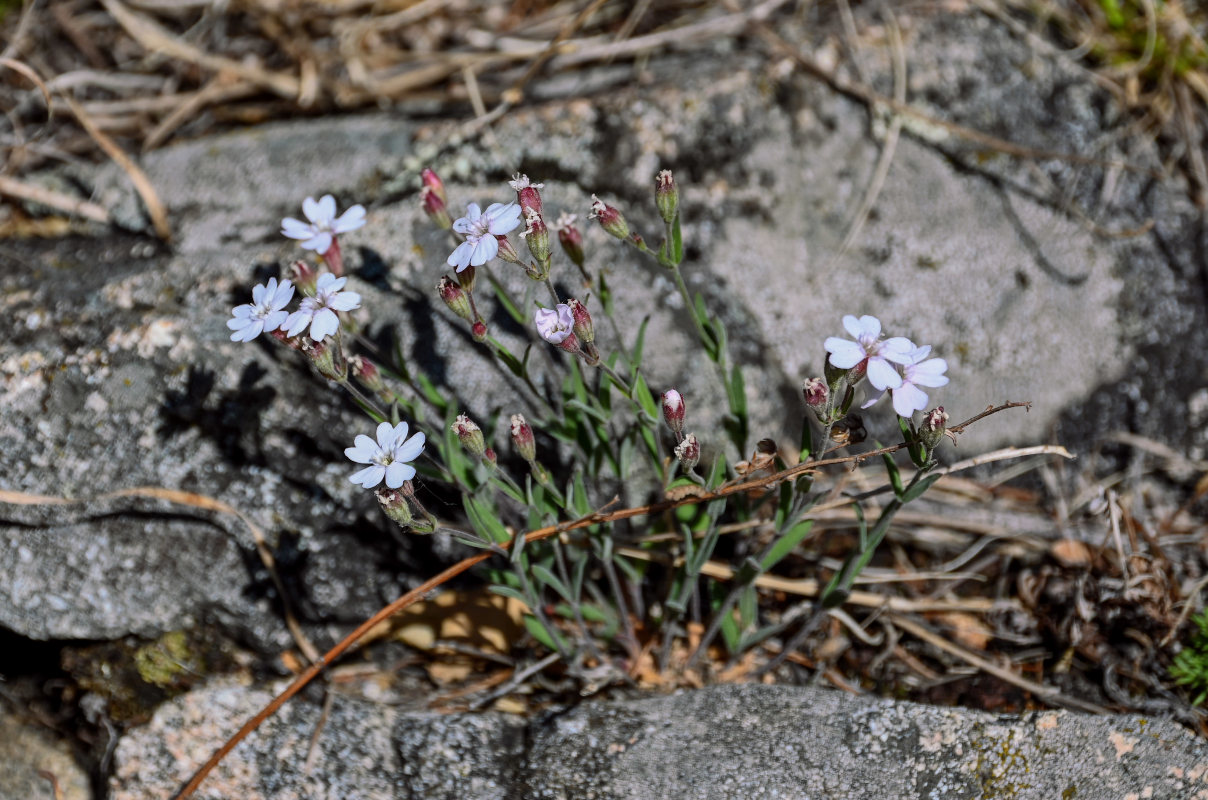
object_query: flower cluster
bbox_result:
[822,314,949,418]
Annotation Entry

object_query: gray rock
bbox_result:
[109,683,1208,799]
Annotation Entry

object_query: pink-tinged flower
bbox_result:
[509,173,544,217]
[447,202,523,272]
[283,272,361,341]
[890,347,949,418]
[555,212,585,267]
[535,304,574,344]
[281,195,366,254]
[510,413,536,462]
[345,421,426,489]
[823,315,914,391]
[227,278,294,342]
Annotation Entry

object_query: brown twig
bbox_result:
[171,401,1029,799]
[0,175,109,224]
[60,92,171,240]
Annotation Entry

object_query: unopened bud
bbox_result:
[521,208,552,268]
[802,377,828,410]
[376,487,414,528]
[421,186,451,229]
[555,212,585,267]
[421,167,447,204]
[452,413,486,458]
[589,194,629,240]
[675,433,700,470]
[662,389,685,435]
[510,414,536,462]
[918,406,951,452]
[483,447,498,468]
[471,320,488,342]
[438,276,473,322]
[509,173,544,218]
[566,298,594,344]
[408,513,439,534]
[288,260,318,295]
[350,355,386,394]
[655,170,679,224]
[495,235,522,265]
[458,264,477,292]
[302,337,345,381]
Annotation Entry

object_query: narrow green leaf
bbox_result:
[883,452,904,498]
[738,585,757,630]
[760,520,814,572]
[531,563,573,602]
[671,214,683,264]
[487,272,527,325]
[523,614,564,652]
[631,317,650,369]
[901,472,942,503]
[488,584,532,606]
[632,373,658,420]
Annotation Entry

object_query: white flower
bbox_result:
[890,347,949,418]
[823,314,914,391]
[447,201,522,272]
[281,195,366,254]
[227,278,294,342]
[283,272,361,341]
[535,304,574,344]
[345,421,426,489]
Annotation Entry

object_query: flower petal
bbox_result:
[284,310,311,337]
[470,236,499,266]
[333,205,366,233]
[310,309,339,340]
[891,383,928,418]
[330,291,361,312]
[844,315,880,340]
[302,196,322,223]
[824,338,865,369]
[384,461,415,488]
[448,241,474,269]
[396,431,425,462]
[866,357,904,391]
[386,421,408,445]
[349,465,385,488]
[302,232,333,253]
[281,218,314,239]
[346,434,379,462]
[316,195,337,224]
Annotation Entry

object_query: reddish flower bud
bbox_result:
[509,173,544,218]
[495,235,522,265]
[566,298,594,345]
[510,413,537,462]
[483,446,498,468]
[421,186,452,230]
[662,389,685,435]
[655,169,679,224]
[472,320,488,342]
[375,487,414,528]
[350,355,386,394]
[438,276,473,322]
[452,413,486,458]
[589,194,629,240]
[919,406,953,451]
[287,260,318,295]
[555,212,585,267]
[675,433,700,470]
[802,377,828,410]
[421,168,447,204]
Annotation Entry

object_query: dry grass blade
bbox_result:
[0,175,109,224]
[890,613,1109,713]
[0,57,52,117]
[61,92,171,240]
[142,77,259,152]
[98,0,299,100]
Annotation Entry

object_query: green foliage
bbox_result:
[1170,609,1208,705]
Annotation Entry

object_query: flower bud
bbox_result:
[655,169,678,224]
[495,235,522,265]
[566,298,594,344]
[287,260,318,295]
[521,208,552,269]
[350,355,386,394]
[509,173,544,218]
[376,487,414,527]
[302,337,345,381]
[510,414,536,462]
[802,377,828,410]
[483,446,498,468]
[421,167,447,204]
[452,413,486,458]
[472,320,488,342]
[421,186,451,229]
[409,513,439,534]
[555,212,585,267]
[918,406,951,452]
[438,276,473,322]
[675,433,700,470]
[590,194,629,240]
[662,389,685,435]
[458,264,477,292]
